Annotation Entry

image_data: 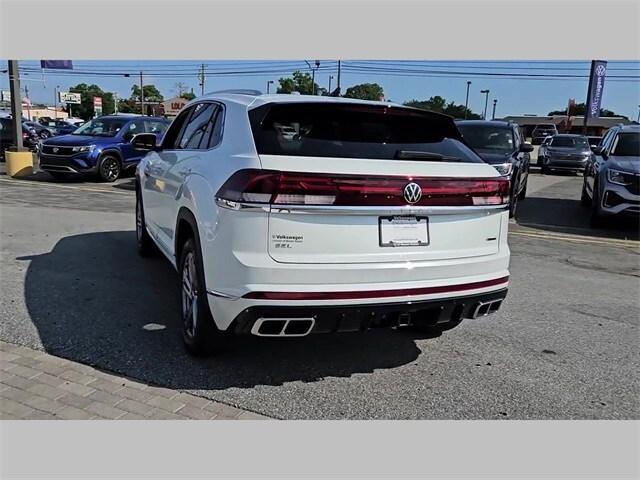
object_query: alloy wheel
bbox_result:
[101,157,120,181]
[181,252,198,340]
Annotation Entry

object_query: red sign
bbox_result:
[93,97,102,107]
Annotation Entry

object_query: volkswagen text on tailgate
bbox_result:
[134,91,511,356]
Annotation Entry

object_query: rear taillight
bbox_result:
[216,169,509,207]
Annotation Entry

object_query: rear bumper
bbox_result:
[230,288,508,335]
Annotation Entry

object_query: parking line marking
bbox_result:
[510,230,639,248]
[0,177,131,196]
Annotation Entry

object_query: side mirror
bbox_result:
[131,133,158,151]
[591,145,603,155]
[519,142,534,153]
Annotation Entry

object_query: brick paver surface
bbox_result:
[0,341,268,420]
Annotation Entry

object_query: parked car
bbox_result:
[0,117,41,159]
[537,134,592,174]
[581,125,640,226]
[24,121,57,139]
[531,124,558,145]
[134,92,511,356]
[39,115,170,181]
[456,120,533,218]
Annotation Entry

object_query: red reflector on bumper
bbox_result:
[243,276,509,300]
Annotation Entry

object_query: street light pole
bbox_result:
[54,85,60,120]
[464,81,471,119]
[492,98,497,120]
[480,89,490,119]
[139,71,145,116]
[266,80,274,94]
[637,104,640,123]
[328,75,334,93]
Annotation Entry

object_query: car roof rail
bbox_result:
[206,89,263,96]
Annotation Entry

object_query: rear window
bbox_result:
[249,103,483,163]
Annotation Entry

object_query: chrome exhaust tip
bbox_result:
[471,299,503,319]
[251,317,315,337]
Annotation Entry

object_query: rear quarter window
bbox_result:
[249,103,483,163]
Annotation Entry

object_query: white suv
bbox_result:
[134,91,511,356]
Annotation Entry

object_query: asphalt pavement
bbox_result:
[0,167,638,419]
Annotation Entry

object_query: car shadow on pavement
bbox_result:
[516,188,640,242]
[20,231,425,391]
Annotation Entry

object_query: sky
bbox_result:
[3,60,640,120]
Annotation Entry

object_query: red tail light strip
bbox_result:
[217,169,510,207]
[243,276,509,300]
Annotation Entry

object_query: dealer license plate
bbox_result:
[379,216,429,247]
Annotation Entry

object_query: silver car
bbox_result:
[581,125,640,226]
[538,134,592,174]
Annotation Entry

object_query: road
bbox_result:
[1,168,638,419]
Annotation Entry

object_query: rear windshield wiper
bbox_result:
[394,150,462,162]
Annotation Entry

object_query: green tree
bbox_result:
[67,84,115,120]
[344,83,384,101]
[276,71,319,95]
[180,92,196,101]
[404,96,481,119]
[548,102,625,118]
[130,84,164,102]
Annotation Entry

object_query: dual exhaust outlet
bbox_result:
[251,317,315,337]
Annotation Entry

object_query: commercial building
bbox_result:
[499,115,635,137]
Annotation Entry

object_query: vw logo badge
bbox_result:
[403,182,422,204]
[595,65,606,76]
[52,147,59,153]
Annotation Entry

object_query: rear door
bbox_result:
[245,102,508,265]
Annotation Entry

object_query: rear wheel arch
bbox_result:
[175,207,200,267]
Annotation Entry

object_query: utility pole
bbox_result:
[637,104,640,123]
[24,85,31,121]
[328,75,334,93]
[464,81,471,119]
[198,64,205,96]
[480,89,490,120]
[7,60,24,151]
[54,85,59,120]
[492,99,497,120]
[139,71,145,116]
[336,60,341,95]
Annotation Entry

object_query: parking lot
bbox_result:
[1,161,638,420]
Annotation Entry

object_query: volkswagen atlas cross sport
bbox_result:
[133,91,511,356]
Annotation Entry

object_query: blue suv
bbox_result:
[39,115,170,182]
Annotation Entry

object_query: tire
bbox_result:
[97,154,121,182]
[580,180,591,207]
[179,237,225,356]
[135,187,155,257]
[517,177,528,200]
[590,182,605,227]
[508,188,518,218]
[541,165,550,175]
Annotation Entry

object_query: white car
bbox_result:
[133,91,511,356]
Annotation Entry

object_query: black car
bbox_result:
[0,118,40,159]
[456,120,533,217]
